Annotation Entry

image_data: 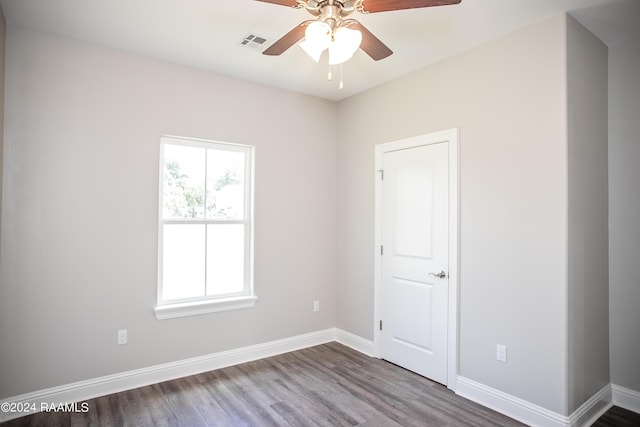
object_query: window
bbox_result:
[155,136,255,320]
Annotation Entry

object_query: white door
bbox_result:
[380,142,449,384]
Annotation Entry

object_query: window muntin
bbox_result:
[158,136,254,309]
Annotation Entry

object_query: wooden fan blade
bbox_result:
[254,0,301,7]
[360,0,461,13]
[350,21,393,61]
[263,22,311,56]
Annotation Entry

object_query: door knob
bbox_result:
[429,270,447,279]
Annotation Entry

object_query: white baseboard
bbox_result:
[335,328,375,356]
[569,384,612,427]
[612,384,640,414]
[457,377,617,427]
[456,376,570,427]
[0,328,336,422]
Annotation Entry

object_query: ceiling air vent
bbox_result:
[240,34,268,50]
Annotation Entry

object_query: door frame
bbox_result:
[373,128,459,391]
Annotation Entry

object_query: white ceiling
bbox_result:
[1,0,638,101]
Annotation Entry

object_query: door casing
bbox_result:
[373,128,459,391]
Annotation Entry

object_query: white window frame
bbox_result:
[154,135,256,320]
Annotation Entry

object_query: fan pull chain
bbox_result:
[339,64,344,90]
[327,65,332,81]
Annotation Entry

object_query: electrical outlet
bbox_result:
[496,344,507,362]
[117,329,128,345]
[313,301,320,312]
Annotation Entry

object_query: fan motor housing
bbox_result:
[305,1,357,16]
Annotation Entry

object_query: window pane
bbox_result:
[206,224,245,296]
[163,224,205,301]
[163,144,206,219]
[206,149,245,220]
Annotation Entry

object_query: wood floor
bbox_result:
[2,342,637,426]
[592,405,640,427]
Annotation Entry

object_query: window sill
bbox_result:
[154,295,258,320]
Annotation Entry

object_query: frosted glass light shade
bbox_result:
[299,21,331,62]
[306,21,331,49]
[328,27,362,65]
[299,39,324,62]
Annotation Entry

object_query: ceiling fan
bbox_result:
[256,0,462,64]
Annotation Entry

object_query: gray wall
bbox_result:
[566,16,609,414]
[609,36,640,393]
[0,26,337,398]
[0,7,5,258]
[336,16,570,414]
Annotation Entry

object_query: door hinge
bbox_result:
[380,245,384,255]
[379,320,383,331]
[378,169,384,180]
